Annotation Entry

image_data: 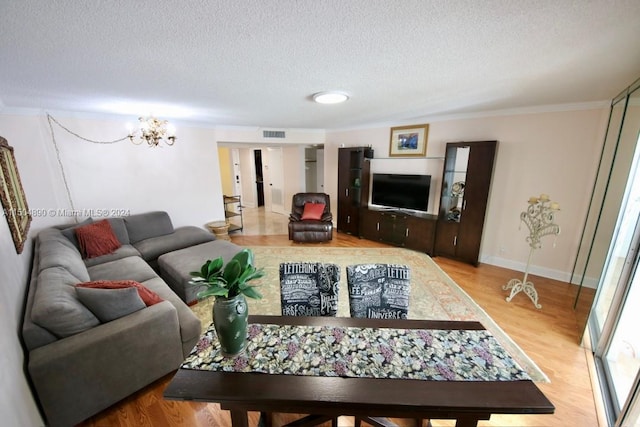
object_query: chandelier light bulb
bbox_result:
[127,115,176,147]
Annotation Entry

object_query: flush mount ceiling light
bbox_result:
[312,91,350,104]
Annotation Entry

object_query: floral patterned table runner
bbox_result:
[182,322,531,381]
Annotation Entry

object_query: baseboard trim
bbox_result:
[480,255,598,289]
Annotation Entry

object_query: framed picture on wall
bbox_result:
[0,136,31,253]
[389,124,429,157]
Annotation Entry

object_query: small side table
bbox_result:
[206,221,231,241]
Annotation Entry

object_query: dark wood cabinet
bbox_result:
[434,140,497,265]
[405,215,437,254]
[337,147,373,235]
[360,208,437,255]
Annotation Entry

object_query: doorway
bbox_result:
[577,76,640,426]
[254,149,264,207]
[304,147,325,192]
[266,147,285,214]
[591,127,640,423]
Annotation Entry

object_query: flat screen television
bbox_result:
[370,173,431,213]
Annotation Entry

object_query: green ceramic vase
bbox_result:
[212,294,248,356]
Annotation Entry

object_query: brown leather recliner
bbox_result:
[288,193,333,242]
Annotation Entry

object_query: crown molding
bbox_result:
[327,101,611,132]
[1,101,611,133]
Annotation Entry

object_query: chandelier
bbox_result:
[128,116,176,147]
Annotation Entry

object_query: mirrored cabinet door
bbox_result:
[439,145,470,223]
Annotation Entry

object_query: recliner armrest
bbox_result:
[321,213,333,222]
[289,213,302,222]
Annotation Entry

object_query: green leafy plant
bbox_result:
[189,249,264,300]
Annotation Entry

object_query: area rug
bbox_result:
[190,246,548,382]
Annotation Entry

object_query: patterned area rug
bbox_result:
[190,246,548,382]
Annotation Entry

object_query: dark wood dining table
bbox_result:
[163,315,554,427]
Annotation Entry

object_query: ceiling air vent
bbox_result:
[263,130,286,139]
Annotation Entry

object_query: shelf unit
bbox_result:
[337,147,374,235]
[434,141,497,265]
[223,195,243,233]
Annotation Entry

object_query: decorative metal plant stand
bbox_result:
[503,195,560,309]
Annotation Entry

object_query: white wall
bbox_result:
[0,111,228,425]
[0,113,70,426]
[44,116,224,227]
[326,107,609,281]
[282,145,306,208]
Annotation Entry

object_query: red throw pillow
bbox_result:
[75,219,121,259]
[76,280,163,306]
[301,202,326,220]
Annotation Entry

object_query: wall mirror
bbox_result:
[0,136,31,253]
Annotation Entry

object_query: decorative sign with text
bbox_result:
[279,262,340,316]
[346,264,411,319]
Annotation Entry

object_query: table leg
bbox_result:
[454,416,480,427]
[230,409,250,427]
[258,412,272,427]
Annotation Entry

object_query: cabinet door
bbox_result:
[337,149,351,205]
[435,221,459,258]
[360,208,381,240]
[379,212,406,246]
[339,204,359,235]
[457,142,496,263]
[439,145,469,223]
[405,216,436,254]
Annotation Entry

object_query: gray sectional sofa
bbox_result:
[22,211,242,426]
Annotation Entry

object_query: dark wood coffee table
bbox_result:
[164,315,554,427]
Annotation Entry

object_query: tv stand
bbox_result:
[359,208,437,255]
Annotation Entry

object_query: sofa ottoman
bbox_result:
[158,240,244,304]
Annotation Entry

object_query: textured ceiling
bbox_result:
[1,0,639,130]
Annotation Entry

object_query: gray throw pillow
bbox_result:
[60,217,93,250]
[76,286,146,323]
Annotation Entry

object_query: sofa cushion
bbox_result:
[75,219,122,259]
[87,256,159,284]
[37,228,90,282]
[133,226,214,263]
[105,217,131,245]
[31,266,100,338]
[124,211,174,244]
[301,202,326,220]
[158,240,243,303]
[61,217,130,248]
[60,217,93,249]
[83,245,141,268]
[77,280,164,306]
[76,287,146,322]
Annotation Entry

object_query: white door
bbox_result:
[231,149,242,197]
[317,148,325,192]
[267,147,285,214]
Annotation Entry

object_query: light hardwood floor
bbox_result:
[79,210,599,427]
